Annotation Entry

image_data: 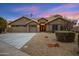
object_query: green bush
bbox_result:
[55,31,75,42]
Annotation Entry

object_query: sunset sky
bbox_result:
[0,3,79,21]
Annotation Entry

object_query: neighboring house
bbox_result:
[7,15,73,32]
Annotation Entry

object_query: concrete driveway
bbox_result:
[0,40,29,56]
[0,33,36,49]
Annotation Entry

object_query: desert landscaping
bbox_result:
[20,32,78,56]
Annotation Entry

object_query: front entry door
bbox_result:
[40,24,46,32]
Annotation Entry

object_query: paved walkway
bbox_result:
[21,33,78,56]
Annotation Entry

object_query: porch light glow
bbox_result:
[37,25,40,28]
[8,25,11,28]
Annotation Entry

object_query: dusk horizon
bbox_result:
[0,3,79,21]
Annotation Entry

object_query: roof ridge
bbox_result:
[8,16,31,25]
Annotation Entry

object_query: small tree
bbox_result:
[0,17,7,33]
[72,20,78,25]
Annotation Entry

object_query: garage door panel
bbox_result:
[29,25,37,32]
[11,27,27,32]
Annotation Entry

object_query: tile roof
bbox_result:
[8,15,72,25]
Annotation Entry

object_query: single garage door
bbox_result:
[29,25,37,32]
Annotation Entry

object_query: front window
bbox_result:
[52,24,58,30]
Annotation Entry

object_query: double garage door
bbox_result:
[10,27,27,32]
[29,25,37,32]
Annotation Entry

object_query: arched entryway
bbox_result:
[40,24,46,32]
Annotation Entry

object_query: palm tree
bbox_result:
[0,17,7,33]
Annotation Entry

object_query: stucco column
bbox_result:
[27,25,29,32]
[37,25,40,32]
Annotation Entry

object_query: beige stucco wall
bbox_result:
[45,25,50,32]
[46,24,52,32]
[46,19,72,32]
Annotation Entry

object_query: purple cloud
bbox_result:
[39,4,79,19]
[12,6,39,13]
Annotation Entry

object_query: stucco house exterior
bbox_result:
[7,15,73,32]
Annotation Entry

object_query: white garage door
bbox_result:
[11,27,27,32]
[29,25,37,32]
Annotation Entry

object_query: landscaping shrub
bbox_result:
[55,31,75,42]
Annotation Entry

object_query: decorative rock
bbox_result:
[47,43,60,48]
[45,36,48,38]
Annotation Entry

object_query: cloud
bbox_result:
[58,11,79,16]
[40,11,79,19]
[60,11,79,19]
[40,13,53,18]
[40,4,79,19]
[12,6,39,13]
[12,3,79,19]
[52,4,78,11]
[44,3,79,14]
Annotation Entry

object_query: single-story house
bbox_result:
[7,15,73,32]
